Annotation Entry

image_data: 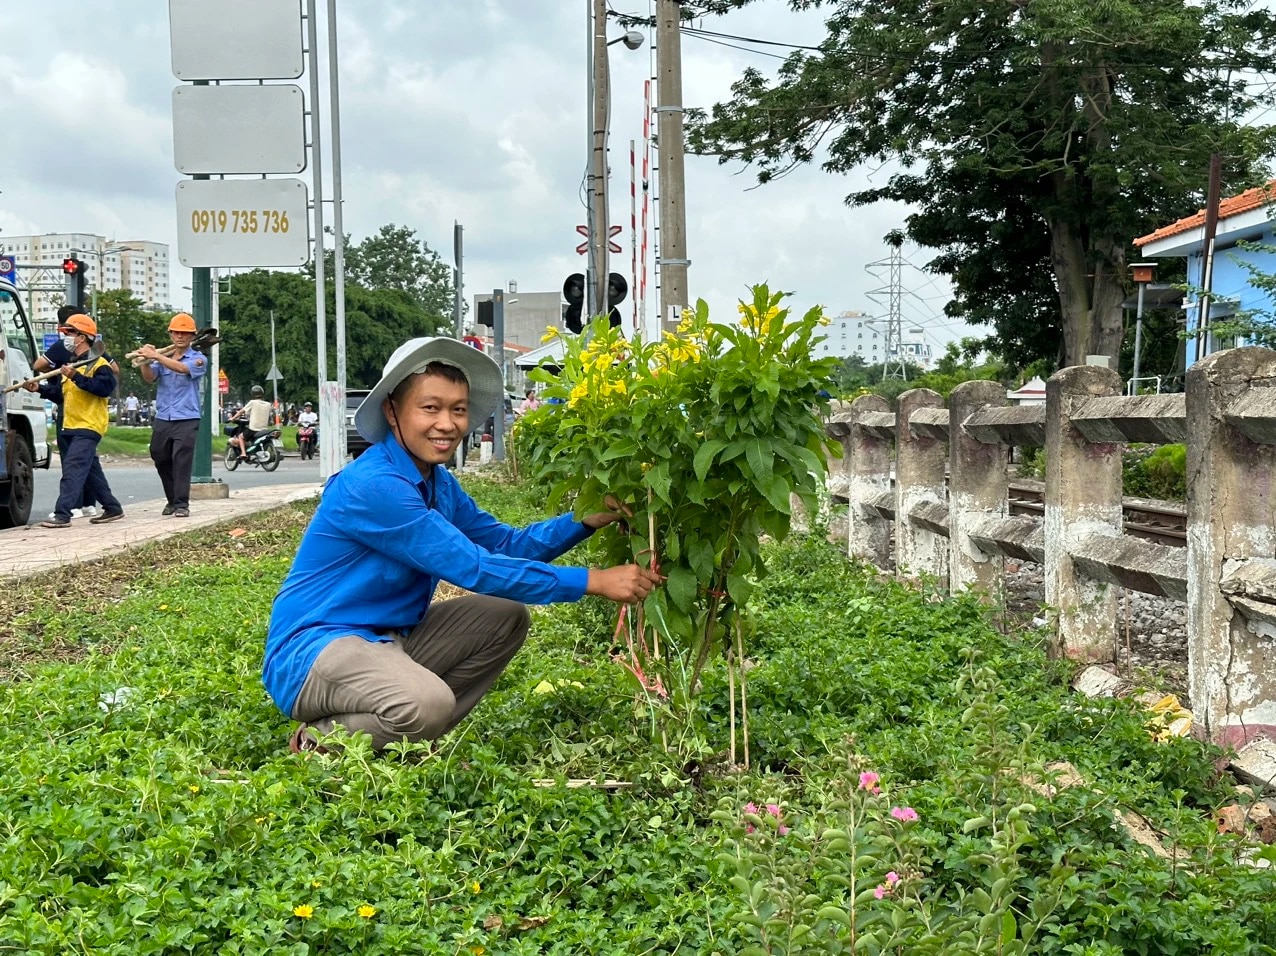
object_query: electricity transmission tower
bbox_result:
[866,233,909,381]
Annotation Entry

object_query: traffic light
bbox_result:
[562,272,585,333]
[605,272,628,328]
[62,256,87,309]
[476,298,494,327]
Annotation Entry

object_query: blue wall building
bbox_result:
[1136,181,1276,367]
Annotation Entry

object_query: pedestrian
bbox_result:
[263,336,662,755]
[29,313,124,528]
[516,388,541,417]
[124,392,140,426]
[34,305,118,519]
[228,385,272,460]
[135,312,206,518]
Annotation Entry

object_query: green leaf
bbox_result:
[693,439,729,482]
[763,474,792,513]
[666,566,697,612]
[1000,910,1018,946]
[745,438,774,486]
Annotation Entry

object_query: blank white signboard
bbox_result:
[173,85,307,175]
[170,0,304,80]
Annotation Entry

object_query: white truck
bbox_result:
[0,277,53,527]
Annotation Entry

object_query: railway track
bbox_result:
[1008,482,1186,547]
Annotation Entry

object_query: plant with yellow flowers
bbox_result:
[519,284,838,763]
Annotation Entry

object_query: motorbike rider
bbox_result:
[297,401,319,456]
[229,385,273,460]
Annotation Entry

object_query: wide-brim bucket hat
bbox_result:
[354,336,503,445]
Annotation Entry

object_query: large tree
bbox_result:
[689,0,1276,368]
[319,224,455,323]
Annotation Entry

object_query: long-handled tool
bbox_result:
[125,327,220,368]
[3,340,107,394]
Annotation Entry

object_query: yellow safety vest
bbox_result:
[61,357,113,435]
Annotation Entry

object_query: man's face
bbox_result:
[170,330,196,349]
[385,372,470,467]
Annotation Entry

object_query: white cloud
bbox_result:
[0,0,962,350]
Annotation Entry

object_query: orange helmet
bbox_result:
[169,312,197,333]
[59,314,97,337]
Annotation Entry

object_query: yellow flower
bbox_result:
[293,904,314,919]
[470,947,486,956]
[540,326,562,343]
[568,381,589,406]
[357,904,377,919]
[188,785,200,794]
[533,680,556,695]
[254,816,266,825]
[470,880,482,894]
[310,880,322,889]
[159,604,169,611]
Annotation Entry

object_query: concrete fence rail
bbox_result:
[824,347,1276,758]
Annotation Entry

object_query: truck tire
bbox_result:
[0,433,34,529]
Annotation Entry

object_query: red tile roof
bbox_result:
[1135,179,1276,248]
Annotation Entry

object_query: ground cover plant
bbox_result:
[1,478,1273,953]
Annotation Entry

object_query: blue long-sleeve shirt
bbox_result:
[263,433,594,716]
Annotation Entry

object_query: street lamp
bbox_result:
[72,244,142,319]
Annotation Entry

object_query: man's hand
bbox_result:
[581,495,634,531]
[22,380,39,392]
[136,344,160,360]
[59,364,76,379]
[586,564,664,603]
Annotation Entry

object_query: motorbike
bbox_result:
[223,424,282,472]
[297,423,318,461]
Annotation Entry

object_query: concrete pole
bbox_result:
[305,0,331,477]
[656,0,689,331]
[1043,365,1122,662]
[584,0,595,321]
[895,388,948,580]
[1186,347,1276,747]
[1131,280,1146,394]
[947,380,1007,594]
[327,0,349,465]
[591,0,610,319]
[846,394,892,566]
[453,222,464,339]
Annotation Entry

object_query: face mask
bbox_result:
[62,335,78,351]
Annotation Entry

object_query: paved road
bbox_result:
[30,455,322,525]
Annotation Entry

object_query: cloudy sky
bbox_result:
[0,0,962,351]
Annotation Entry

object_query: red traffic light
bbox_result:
[61,257,82,275]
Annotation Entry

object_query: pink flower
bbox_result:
[885,871,899,885]
[777,825,790,836]
[890,806,919,823]
[765,804,782,818]
[858,771,880,792]
[873,885,886,900]
[744,802,759,816]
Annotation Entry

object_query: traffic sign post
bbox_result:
[575,224,623,255]
[0,256,14,285]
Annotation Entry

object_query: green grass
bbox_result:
[0,476,1271,954]
[50,424,302,458]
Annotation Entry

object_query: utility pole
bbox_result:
[656,0,689,331]
[591,0,610,319]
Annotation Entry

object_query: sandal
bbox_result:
[288,723,333,756]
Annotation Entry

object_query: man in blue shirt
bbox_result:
[135,312,206,518]
[265,337,661,755]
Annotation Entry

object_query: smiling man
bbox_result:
[263,336,662,755]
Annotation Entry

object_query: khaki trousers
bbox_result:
[290,596,530,750]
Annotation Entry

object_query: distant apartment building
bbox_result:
[818,310,933,367]
[0,233,171,328]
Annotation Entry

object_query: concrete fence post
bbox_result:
[847,393,892,566]
[948,381,1008,593]
[895,388,948,581]
[1187,348,1276,747]
[1044,365,1123,662]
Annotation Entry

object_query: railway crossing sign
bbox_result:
[575,225,622,256]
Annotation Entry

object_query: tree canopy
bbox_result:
[689,0,1276,369]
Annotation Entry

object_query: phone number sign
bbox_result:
[176,178,309,267]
